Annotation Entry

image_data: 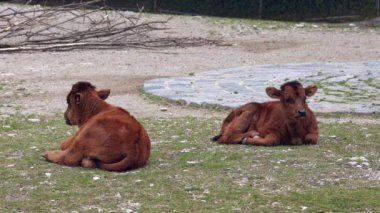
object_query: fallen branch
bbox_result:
[0,1,222,52]
[0,37,222,52]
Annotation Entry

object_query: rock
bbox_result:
[296,23,305,28]
[115,192,122,199]
[348,161,357,166]
[28,118,40,123]
[92,175,101,180]
[1,73,15,76]
[187,160,199,164]
[7,133,16,137]
[361,162,370,167]
[180,148,192,153]
[350,157,359,161]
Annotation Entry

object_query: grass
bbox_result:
[140,88,232,111]
[316,111,380,119]
[204,16,299,29]
[201,14,380,34]
[1,114,380,212]
[0,83,5,91]
[139,88,172,106]
[364,78,380,89]
[299,74,380,104]
[141,10,380,37]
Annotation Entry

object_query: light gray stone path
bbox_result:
[144,61,380,113]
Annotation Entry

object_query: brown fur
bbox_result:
[43,81,151,171]
[213,81,319,146]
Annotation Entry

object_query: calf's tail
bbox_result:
[97,127,150,172]
[211,134,222,141]
[97,153,136,172]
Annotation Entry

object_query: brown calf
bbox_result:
[212,81,319,146]
[43,82,151,171]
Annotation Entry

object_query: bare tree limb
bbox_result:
[0,1,223,53]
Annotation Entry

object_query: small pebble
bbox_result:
[348,161,357,166]
[28,118,40,123]
[361,162,370,167]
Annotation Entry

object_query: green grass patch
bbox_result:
[364,77,380,89]
[140,88,231,111]
[1,115,379,212]
[277,187,380,212]
[0,83,5,91]
[139,88,171,106]
[316,111,380,119]
[204,16,298,29]
[201,15,380,33]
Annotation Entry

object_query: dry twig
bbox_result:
[0,0,221,52]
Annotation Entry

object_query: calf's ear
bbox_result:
[305,84,317,97]
[97,89,111,100]
[266,87,281,99]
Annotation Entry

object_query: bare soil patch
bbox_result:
[1,6,380,120]
[239,40,302,53]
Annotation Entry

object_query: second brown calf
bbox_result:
[213,81,319,146]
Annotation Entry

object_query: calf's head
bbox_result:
[64,81,110,126]
[265,81,317,119]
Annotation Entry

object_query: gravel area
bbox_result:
[1,6,380,121]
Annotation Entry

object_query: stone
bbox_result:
[143,61,380,113]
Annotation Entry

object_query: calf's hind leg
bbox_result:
[43,148,84,166]
[60,136,74,150]
[217,104,258,144]
[243,133,279,146]
[81,158,97,168]
[219,130,260,144]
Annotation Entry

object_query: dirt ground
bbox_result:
[1,11,380,119]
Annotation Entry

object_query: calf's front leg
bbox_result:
[304,131,319,145]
